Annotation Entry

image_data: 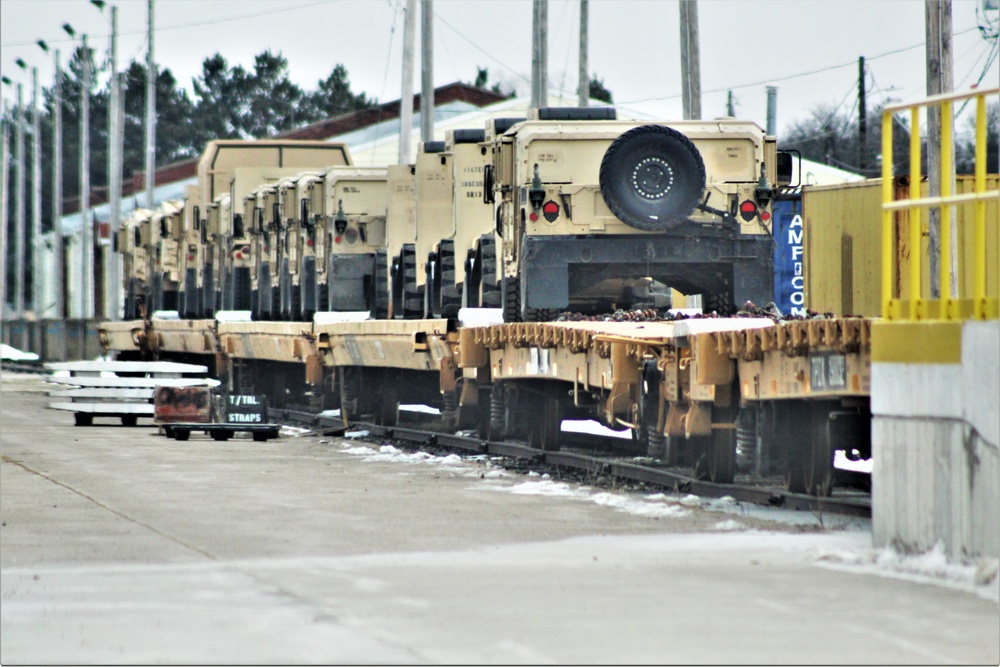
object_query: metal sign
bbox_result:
[226,394,267,424]
[772,197,805,317]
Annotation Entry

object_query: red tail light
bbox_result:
[739,200,758,222]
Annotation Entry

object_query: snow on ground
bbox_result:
[325,437,999,601]
[1,344,39,362]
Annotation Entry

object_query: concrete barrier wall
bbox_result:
[1,319,105,362]
[872,321,1000,560]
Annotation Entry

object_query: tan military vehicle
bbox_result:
[116,207,153,320]
[485,108,789,321]
[178,184,208,318]
[202,193,231,311]
[193,140,352,315]
[316,166,389,317]
[149,200,183,312]
[384,163,417,318]
[428,129,498,318]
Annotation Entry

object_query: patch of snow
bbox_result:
[561,419,633,440]
[398,404,441,415]
[313,311,371,325]
[458,308,504,328]
[318,409,342,418]
[813,542,1000,603]
[215,310,252,323]
[1,344,39,361]
[344,430,370,438]
[714,519,745,531]
[280,426,311,437]
[834,449,873,473]
[151,311,180,320]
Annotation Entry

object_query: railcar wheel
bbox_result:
[599,125,705,231]
[527,393,562,452]
[693,429,736,484]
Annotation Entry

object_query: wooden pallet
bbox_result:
[45,360,216,426]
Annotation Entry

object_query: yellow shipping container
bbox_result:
[802,175,999,317]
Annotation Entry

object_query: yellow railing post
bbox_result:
[973,94,987,320]
[909,107,922,320]
[940,99,952,320]
[881,111,894,319]
[880,87,999,323]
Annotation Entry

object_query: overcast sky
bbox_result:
[2,0,998,139]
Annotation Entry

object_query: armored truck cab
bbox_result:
[321,166,389,316]
[487,108,782,320]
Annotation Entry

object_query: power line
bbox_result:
[433,12,529,84]
[1,0,339,48]
[619,25,983,106]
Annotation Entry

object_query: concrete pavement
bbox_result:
[2,376,997,664]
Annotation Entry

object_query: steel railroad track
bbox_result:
[270,406,872,518]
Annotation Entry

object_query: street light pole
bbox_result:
[53,49,64,318]
[15,82,26,315]
[80,34,93,320]
[107,5,122,320]
[32,66,43,316]
[145,0,156,209]
[1,98,9,316]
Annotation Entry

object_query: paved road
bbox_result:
[2,377,997,664]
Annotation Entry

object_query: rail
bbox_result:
[880,87,1000,321]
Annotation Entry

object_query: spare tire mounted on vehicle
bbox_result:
[599,125,706,231]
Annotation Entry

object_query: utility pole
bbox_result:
[15,83,25,315]
[420,0,434,143]
[531,0,548,109]
[1,101,9,316]
[578,0,589,107]
[679,0,701,120]
[53,49,64,318]
[858,56,867,172]
[145,0,156,209]
[32,67,42,316]
[399,0,416,164]
[107,5,122,319]
[81,33,93,319]
[925,0,954,297]
[765,85,778,135]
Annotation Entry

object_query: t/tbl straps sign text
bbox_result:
[226,394,268,424]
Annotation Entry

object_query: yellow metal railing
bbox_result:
[881,87,1000,321]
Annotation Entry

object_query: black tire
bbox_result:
[174,429,190,441]
[502,276,521,323]
[704,291,735,316]
[437,240,462,318]
[289,283,302,322]
[478,236,501,308]
[599,125,705,231]
[252,431,268,442]
[121,415,138,427]
[74,413,93,427]
[371,250,390,319]
[212,430,229,441]
[399,245,423,319]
